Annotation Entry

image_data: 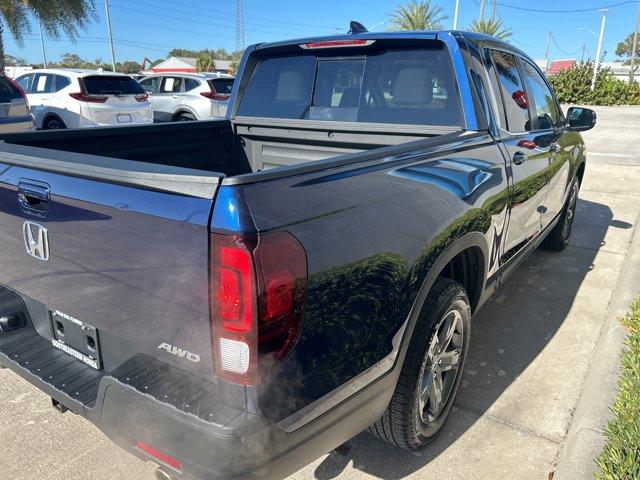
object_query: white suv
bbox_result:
[14,69,153,129]
[139,73,234,122]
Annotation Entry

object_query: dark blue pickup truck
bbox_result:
[0,28,595,480]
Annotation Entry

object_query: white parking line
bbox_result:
[589,151,640,159]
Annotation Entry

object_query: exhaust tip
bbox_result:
[154,468,175,480]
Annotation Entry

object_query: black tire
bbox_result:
[44,117,65,130]
[369,277,471,450]
[540,176,580,252]
[175,112,196,122]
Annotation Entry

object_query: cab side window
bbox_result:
[522,60,560,130]
[54,75,71,92]
[488,50,531,133]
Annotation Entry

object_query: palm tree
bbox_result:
[0,0,96,73]
[389,0,448,31]
[468,18,512,41]
[196,54,216,73]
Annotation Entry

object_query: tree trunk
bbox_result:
[0,22,5,75]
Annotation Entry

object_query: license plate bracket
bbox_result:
[116,113,132,123]
[49,309,102,370]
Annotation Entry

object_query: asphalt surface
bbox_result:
[0,106,638,480]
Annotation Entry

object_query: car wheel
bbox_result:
[540,176,580,252]
[175,113,196,122]
[369,277,471,449]
[44,118,66,130]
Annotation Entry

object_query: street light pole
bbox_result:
[591,8,609,91]
[581,44,586,62]
[104,0,117,72]
[479,0,485,21]
[453,0,460,29]
[39,24,47,68]
[630,1,640,82]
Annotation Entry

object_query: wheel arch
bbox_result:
[42,112,66,129]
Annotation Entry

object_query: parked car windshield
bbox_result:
[237,45,462,127]
[82,75,145,95]
[209,78,234,95]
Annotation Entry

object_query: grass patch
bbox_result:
[596,298,640,480]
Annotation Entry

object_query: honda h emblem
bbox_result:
[23,221,49,261]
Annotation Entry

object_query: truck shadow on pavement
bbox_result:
[312,197,620,479]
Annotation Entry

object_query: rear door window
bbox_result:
[140,77,160,93]
[0,77,24,102]
[32,73,54,94]
[82,75,144,95]
[488,50,531,132]
[160,77,183,93]
[237,46,462,127]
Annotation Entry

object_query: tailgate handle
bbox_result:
[18,182,50,215]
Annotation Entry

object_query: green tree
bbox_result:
[615,32,639,65]
[58,52,88,68]
[196,53,215,72]
[0,0,96,73]
[119,60,142,74]
[389,0,447,31]
[468,18,512,40]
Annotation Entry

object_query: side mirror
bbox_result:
[566,107,596,132]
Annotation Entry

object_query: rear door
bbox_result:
[28,73,54,122]
[483,48,549,265]
[81,75,152,126]
[154,76,184,122]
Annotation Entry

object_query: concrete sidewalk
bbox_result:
[0,106,638,480]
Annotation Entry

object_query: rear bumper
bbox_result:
[0,320,395,480]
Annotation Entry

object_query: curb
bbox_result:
[553,210,640,479]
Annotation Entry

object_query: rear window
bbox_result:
[0,77,24,102]
[237,45,462,127]
[209,78,234,95]
[82,75,144,95]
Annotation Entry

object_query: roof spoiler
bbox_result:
[348,21,368,34]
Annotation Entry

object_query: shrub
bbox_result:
[548,61,640,106]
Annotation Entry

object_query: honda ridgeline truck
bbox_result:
[0,27,596,480]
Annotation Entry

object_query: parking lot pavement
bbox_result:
[0,106,639,480]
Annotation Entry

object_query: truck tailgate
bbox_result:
[0,143,220,377]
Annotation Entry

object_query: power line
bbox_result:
[496,0,638,13]
[550,32,583,56]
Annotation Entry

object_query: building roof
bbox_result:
[212,60,232,71]
[548,59,576,75]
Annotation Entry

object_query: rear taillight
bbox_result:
[69,92,108,103]
[210,231,307,385]
[201,91,229,101]
[135,92,149,102]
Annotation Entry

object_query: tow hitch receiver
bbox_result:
[51,398,69,413]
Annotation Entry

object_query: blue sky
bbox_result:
[6,0,640,64]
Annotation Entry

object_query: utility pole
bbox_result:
[104,0,116,72]
[591,8,609,91]
[39,24,47,68]
[491,0,497,20]
[581,43,586,62]
[236,0,245,52]
[453,0,460,29]
[630,1,640,82]
[479,0,485,21]
[544,31,551,72]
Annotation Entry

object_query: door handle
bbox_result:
[18,182,50,216]
[512,151,527,165]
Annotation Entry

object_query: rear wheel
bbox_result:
[369,278,471,449]
[540,176,580,252]
[175,112,196,122]
[44,117,66,130]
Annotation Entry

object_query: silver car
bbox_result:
[0,74,34,132]
[139,73,234,122]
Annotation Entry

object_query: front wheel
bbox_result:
[369,278,471,449]
[540,176,580,252]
